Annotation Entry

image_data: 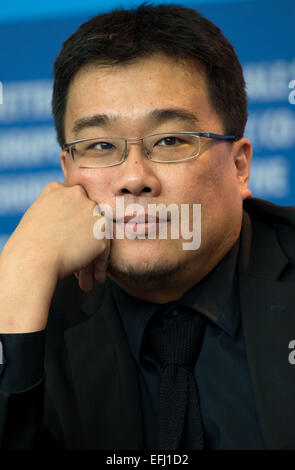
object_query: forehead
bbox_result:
[65,54,222,137]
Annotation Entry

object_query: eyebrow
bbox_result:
[71,108,199,136]
[72,114,113,135]
[149,108,199,127]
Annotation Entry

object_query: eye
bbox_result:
[88,141,116,151]
[156,136,183,146]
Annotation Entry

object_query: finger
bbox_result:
[78,264,94,291]
[94,241,111,283]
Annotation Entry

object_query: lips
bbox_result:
[114,214,170,223]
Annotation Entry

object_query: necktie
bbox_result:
[145,307,207,450]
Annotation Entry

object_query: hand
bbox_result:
[0,181,111,332]
[3,181,111,290]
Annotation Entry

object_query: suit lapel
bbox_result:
[239,210,295,449]
[64,281,144,449]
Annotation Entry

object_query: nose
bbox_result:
[111,141,161,198]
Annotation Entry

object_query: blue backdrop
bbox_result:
[0,0,294,250]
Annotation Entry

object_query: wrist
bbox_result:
[0,247,58,333]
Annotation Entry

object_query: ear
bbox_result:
[232,137,253,201]
[61,150,68,180]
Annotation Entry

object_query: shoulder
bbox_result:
[243,197,295,228]
[243,197,295,265]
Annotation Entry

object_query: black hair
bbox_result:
[52,3,247,147]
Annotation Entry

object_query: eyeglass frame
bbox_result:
[63,131,236,168]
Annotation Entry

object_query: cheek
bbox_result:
[179,161,219,204]
[203,154,237,199]
[202,162,243,233]
[64,168,110,200]
[187,159,237,227]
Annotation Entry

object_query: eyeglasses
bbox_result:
[63,131,236,168]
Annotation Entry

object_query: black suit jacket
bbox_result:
[1,197,295,449]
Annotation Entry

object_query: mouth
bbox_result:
[110,214,171,237]
[113,214,171,224]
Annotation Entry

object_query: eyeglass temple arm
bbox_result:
[199,132,236,141]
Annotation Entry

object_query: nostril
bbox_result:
[120,186,151,194]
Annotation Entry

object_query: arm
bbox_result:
[0,182,110,448]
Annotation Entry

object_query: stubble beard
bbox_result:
[107,252,185,288]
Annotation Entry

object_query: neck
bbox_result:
[107,246,232,304]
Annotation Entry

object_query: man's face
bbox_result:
[62,54,252,295]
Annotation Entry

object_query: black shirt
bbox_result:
[110,238,266,450]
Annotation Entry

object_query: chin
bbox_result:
[107,262,182,286]
[107,242,183,284]
[112,237,180,262]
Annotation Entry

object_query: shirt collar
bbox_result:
[179,236,240,337]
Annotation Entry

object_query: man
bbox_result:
[0,3,295,450]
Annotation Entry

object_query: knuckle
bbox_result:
[42,181,62,193]
[70,185,88,200]
[101,238,110,253]
[73,184,86,194]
